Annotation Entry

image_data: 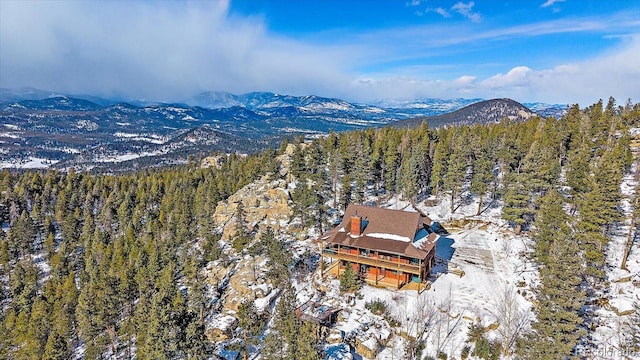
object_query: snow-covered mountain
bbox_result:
[372,97,482,111]
[395,98,539,128]
[523,102,569,118]
[0,89,565,172]
[185,91,244,109]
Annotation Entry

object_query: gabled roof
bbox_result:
[321,204,436,259]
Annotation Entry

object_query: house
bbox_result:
[320,204,437,291]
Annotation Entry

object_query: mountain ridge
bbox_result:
[0,89,567,172]
[394,98,539,128]
[2,87,567,117]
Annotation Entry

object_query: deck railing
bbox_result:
[322,248,423,274]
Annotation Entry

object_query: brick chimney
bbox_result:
[351,216,362,236]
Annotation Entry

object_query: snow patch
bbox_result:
[0,132,20,139]
[0,157,59,169]
[366,232,412,242]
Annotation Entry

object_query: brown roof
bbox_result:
[321,204,436,259]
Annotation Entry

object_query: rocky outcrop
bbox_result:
[221,255,268,312]
[204,143,303,343]
[213,175,293,241]
[205,254,279,340]
[274,142,306,178]
[201,155,225,169]
[205,314,237,342]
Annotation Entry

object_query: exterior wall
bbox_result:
[384,270,409,283]
[341,247,359,256]
[338,261,360,272]
[367,267,379,277]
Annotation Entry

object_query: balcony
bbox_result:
[322,248,423,275]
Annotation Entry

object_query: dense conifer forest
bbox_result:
[1,98,640,359]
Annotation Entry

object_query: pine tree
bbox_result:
[470,147,495,215]
[236,299,264,359]
[340,262,361,292]
[262,284,299,359]
[625,301,640,353]
[291,178,319,228]
[502,175,532,234]
[430,130,450,200]
[42,330,71,360]
[232,202,252,252]
[519,191,586,359]
[7,210,36,257]
[340,175,353,210]
[532,190,571,264]
[9,260,38,313]
[565,147,591,197]
[383,132,401,193]
[294,321,322,360]
[25,295,50,359]
[443,144,468,213]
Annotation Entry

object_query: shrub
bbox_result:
[365,299,387,315]
[472,337,501,360]
[232,234,252,252]
[461,345,471,360]
[467,322,485,343]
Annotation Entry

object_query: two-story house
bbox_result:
[320,204,437,291]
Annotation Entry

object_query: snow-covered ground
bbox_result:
[92,150,163,163]
[114,132,167,144]
[0,157,59,169]
[0,131,21,139]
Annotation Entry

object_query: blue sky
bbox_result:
[1,0,639,105]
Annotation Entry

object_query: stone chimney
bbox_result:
[351,216,362,236]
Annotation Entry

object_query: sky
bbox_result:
[1,0,639,105]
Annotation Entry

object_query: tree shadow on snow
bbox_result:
[428,221,449,235]
[349,348,364,360]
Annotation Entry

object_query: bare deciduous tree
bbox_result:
[492,285,531,356]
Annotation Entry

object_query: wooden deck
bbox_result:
[323,262,430,292]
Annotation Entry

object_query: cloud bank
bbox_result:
[0,1,351,101]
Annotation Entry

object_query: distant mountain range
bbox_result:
[0,88,568,172]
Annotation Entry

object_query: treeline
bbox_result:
[1,97,640,359]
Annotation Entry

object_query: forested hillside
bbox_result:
[1,97,640,359]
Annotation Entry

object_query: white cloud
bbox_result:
[451,1,481,22]
[454,75,477,85]
[482,66,534,89]
[428,7,452,18]
[541,0,565,8]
